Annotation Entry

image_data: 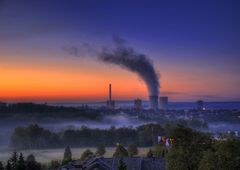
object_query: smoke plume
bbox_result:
[63,36,160,96]
[99,36,159,96]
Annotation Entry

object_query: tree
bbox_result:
[80,149,94,161]
[6,160,11,170]
[199,140,240,170]
[147,149,153,158]
[26,154,41,170]
[0,162,4,170]
[95,144,106,156]
[113,144,128,157]
[17,153,26,170]
[166,126,212,170]
[49,160,61,169]
[215,140,240,170]
[62,146,72,165]
[118,157,127,170]
[198,150,216,170]
[166,147,189,170]
[9,151,18,170]
[127,143,138,157]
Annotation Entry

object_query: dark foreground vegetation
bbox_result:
[0,102,102,120]
[2,125,240,170]
[11,124,166,149]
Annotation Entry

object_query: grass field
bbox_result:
[0,147,150,163]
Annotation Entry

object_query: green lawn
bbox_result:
[0,147,150,163]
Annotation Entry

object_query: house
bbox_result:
[59,156,165,170]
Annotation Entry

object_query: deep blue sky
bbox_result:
[0,0,240,101]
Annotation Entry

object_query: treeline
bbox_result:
[0,152,42,170]
[0,102,102,120]
[11,124,165,149]
[166,126,240,170]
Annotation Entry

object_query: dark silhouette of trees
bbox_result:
[0,162,4,170]
[6,160,11,170]
[11,124,61,149]
[199,140,240,170]
[166,126,212,170]
[0,102,102,120]
[49,160,61,170]
[11,124,166,149]
[26,154,41,170]
[62,146,72,165]
[9,151,18,170]
[17,153,26,170]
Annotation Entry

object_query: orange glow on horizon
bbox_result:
[0,53,238,102]
[0,59,148,101]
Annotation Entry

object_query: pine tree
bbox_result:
[10,151,18,170]
[26,154,41,170]
[118,157,127,170]
[62,146,72,165]
[113,144,128,157]
[0,161,4,170]
[6,160,12,170]
[17,153,26,170]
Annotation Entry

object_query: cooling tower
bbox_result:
[149,96,158,110]
[159,96,168,110]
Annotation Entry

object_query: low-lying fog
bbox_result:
[0,112,239,147]
[0,113,154,146]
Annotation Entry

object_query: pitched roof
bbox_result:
[59,156,165,170]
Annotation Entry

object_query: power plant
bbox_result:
[149,96,159,110]
[106,84,163,110]
[100,38,160,111]
[134,98,142,110]
[159,96,168,110]
[106,84,115,109]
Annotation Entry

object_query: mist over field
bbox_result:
[0,104,240,147]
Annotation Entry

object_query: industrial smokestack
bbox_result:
[63,36,160,110]
[99,36,160,110]
[107,83,115,109]
[109,83,112,101]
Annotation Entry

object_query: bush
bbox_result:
[80,149,94,161]
[127,143,138,157]
[95,144,106,156]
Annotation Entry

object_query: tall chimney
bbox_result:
[109,84,112,101]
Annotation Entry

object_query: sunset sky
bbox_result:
[0,0,240,102]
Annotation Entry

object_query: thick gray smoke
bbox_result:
[63,36,160,96]
[99,37,159,96]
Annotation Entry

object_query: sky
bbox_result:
[0,0,240,102]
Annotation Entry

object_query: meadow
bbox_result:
[0,147,150,163]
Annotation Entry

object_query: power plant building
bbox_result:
[149,96,159,110]
[196,100,204,110]
[134,98,142,109]
[159,97,168,110]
